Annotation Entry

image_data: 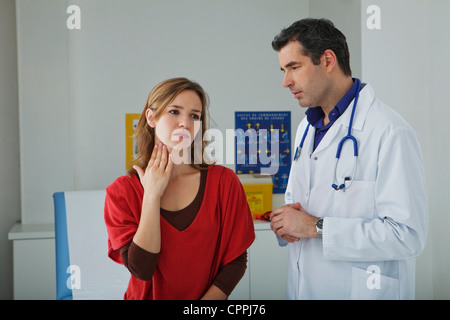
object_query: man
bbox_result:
[269,18,427,299]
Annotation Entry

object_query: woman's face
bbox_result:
[146,89,203,152]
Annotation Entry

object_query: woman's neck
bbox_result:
[169,160,198,179]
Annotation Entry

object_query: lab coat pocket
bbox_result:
[351,266,399,300]
[334,181,375,219]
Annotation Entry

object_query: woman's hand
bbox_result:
[132,143,173,254]
[134,143,173,199]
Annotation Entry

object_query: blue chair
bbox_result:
[53,190,129,300]
[53,192,72,300]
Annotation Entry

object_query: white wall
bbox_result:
[16,0,72,224]
[309,0,362,79]
[0,0,20,299]
[428,0,450,300]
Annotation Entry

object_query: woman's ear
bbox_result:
[145,108,156,128]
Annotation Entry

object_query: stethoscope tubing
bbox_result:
[294,79,362,191]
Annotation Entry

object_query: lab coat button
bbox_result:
[314,157,318,160]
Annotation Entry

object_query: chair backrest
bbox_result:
[53,190,129,300]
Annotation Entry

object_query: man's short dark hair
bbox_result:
[272,18,352,76]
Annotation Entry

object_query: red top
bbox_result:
[104,165,255,300]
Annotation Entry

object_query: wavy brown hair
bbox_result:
[127,77,211,176]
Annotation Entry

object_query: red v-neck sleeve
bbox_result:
[213,165,255,266]
[104,175,143,264]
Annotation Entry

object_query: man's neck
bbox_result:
[321,77,354,126]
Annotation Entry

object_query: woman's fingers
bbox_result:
[149,143,172,172]
[133,165,145,181]
[165,153,173,174]
[159,145,168,169]
[147,143,158,169]
[154,143,162,167]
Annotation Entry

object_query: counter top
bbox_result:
[8,220,270,241]
[8,223,55,240]
[253,220,272,230]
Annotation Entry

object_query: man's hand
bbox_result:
[270,202,319,242]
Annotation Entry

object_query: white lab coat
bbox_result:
[281,83,427,299]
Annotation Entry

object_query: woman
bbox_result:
[104,77,255,300]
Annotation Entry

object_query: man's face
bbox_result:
[278,41,329,108]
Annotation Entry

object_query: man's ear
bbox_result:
[145,108,156,128]
[322,49,337,73]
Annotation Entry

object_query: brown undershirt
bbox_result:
[119,169,248,297]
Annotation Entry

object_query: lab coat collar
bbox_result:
[340,82,375,132]
[311,83,375,155]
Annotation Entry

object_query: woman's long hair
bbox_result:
[127,77,211,176]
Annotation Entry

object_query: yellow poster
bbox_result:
[125,113,140,170]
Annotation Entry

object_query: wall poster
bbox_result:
[235,111,291,194]
[125,113,140,170]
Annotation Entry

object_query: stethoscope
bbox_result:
[293,79,361,191]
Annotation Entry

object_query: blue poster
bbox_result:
[235,111,291,194]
